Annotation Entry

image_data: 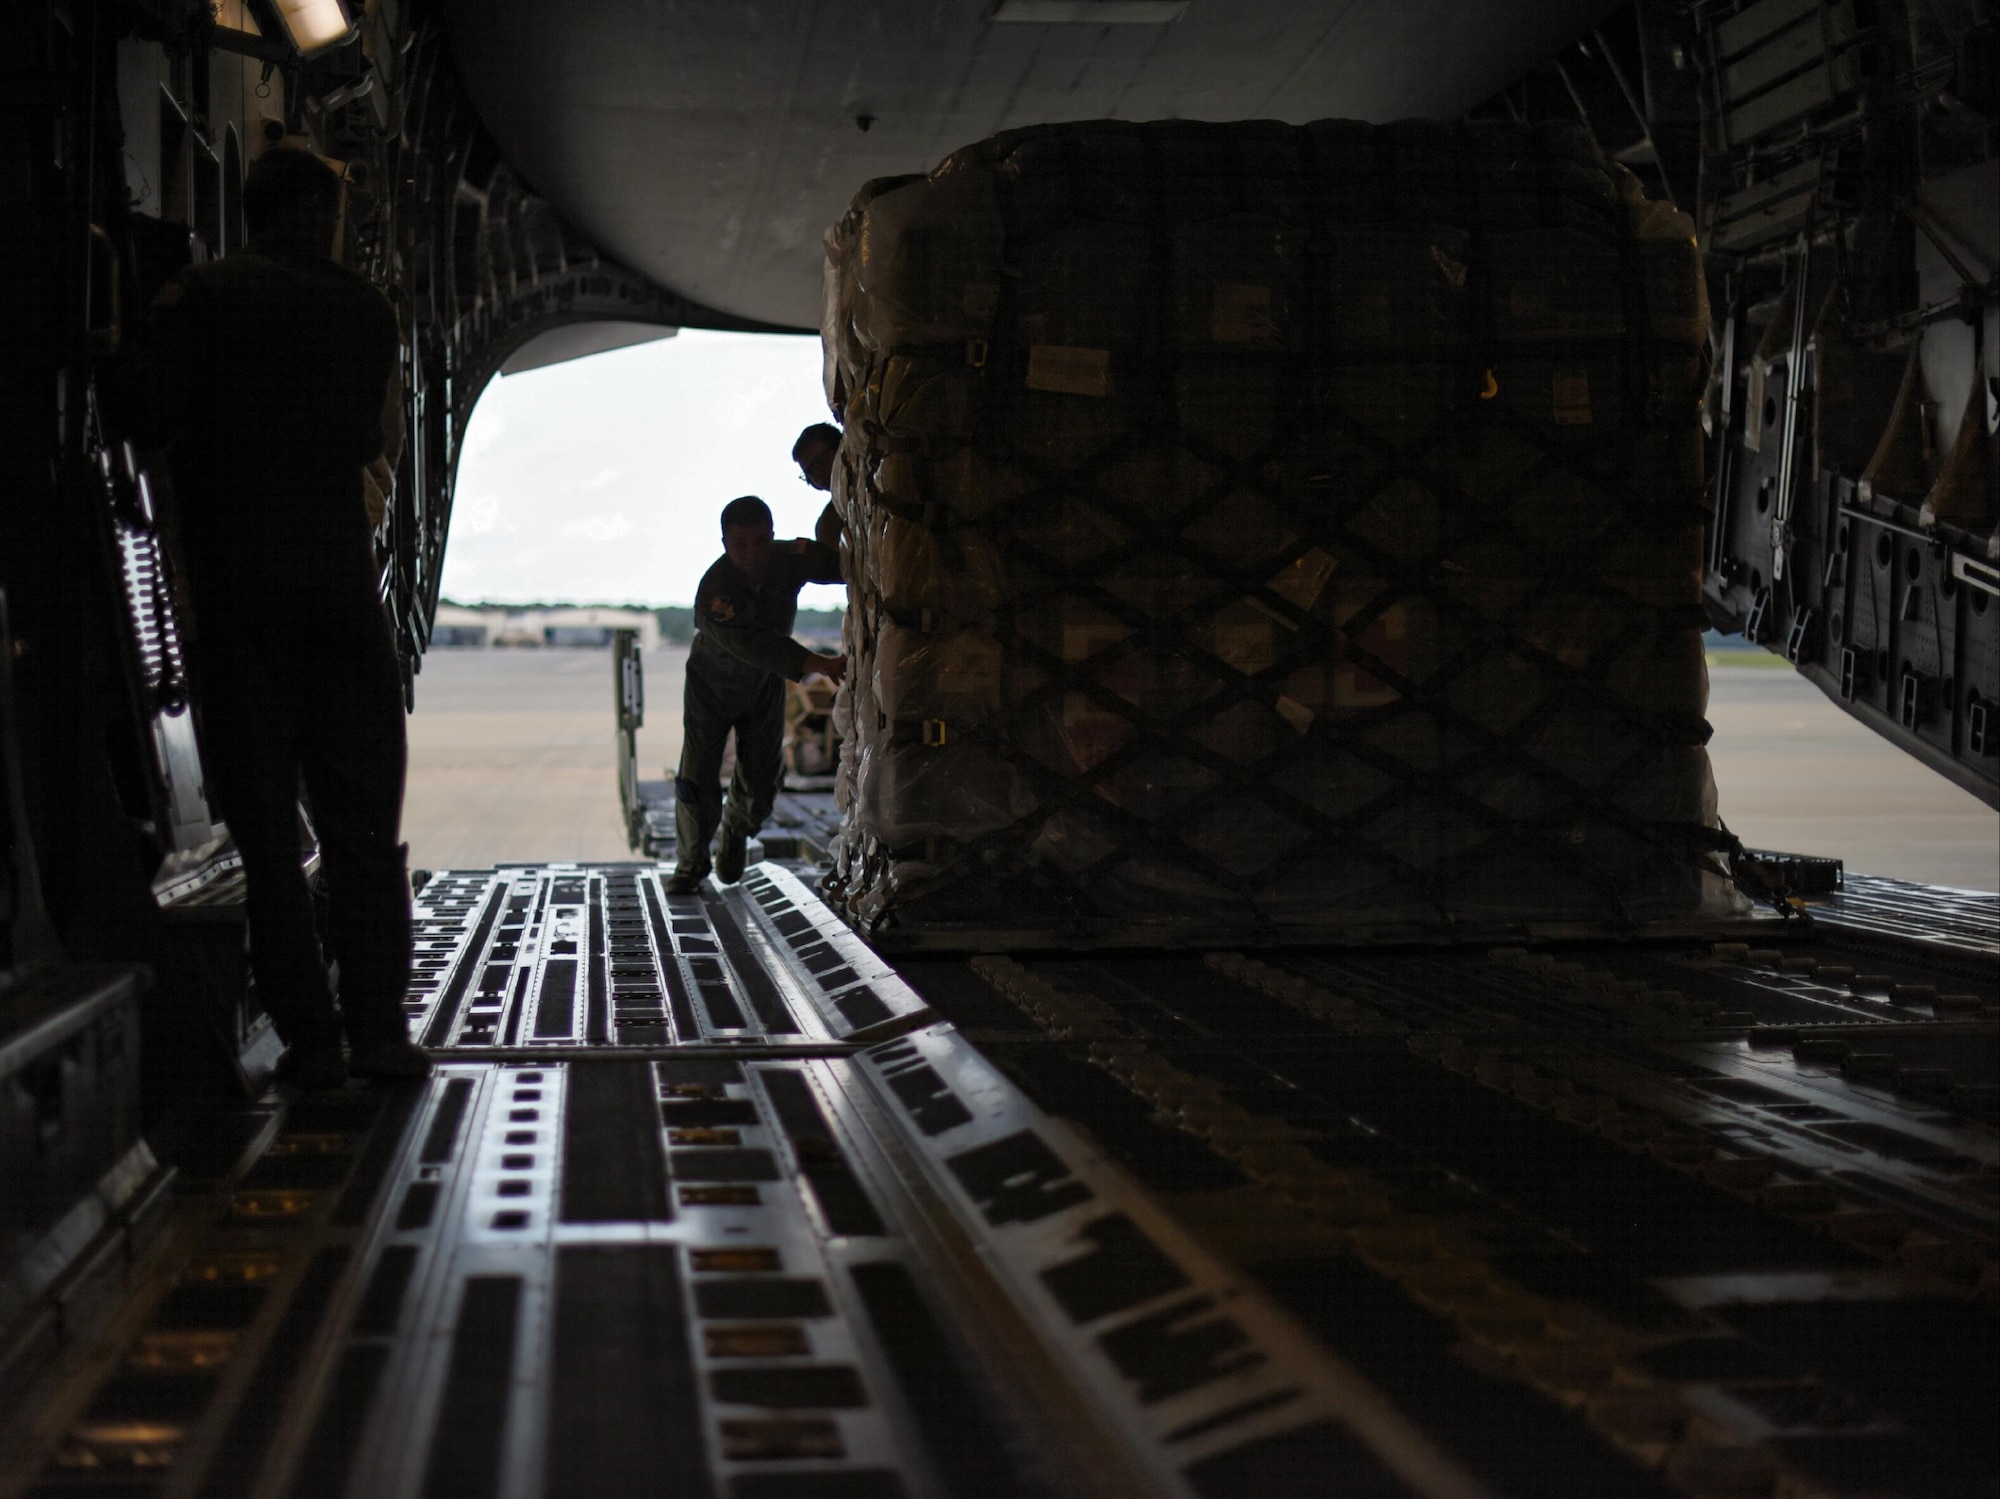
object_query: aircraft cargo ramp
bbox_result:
[4,856,1993,1499]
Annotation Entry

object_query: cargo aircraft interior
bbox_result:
[3,2,1996,1497]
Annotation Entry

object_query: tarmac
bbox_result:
[403,647,1999,891]
[404,645,684,870]
[1703,658,1997,890]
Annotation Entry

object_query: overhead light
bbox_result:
[992,1,1188,22]
[272,0,354,54]
[270,0,353,54]
[212,0,353,61]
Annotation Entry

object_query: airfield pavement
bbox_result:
[403,647,1999,892]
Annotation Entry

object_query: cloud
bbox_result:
[456,493,502,535]
[560,513,633,543]
[442,330,832,606]
[460,406,506,457]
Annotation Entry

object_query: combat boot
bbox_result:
[714,823,748,884]
[274,1034,347,1090]
[349,1035,432,1080]
[670,788,713,894]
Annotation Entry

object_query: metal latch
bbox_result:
[1838,646,1868,700]
[1784,606,1815,663]
[1744,585,1772,642]
[1899,671,1932,730]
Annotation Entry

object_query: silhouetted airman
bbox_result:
[669,496,844,893]
[116,145,428,1087]
[793,421,843,550]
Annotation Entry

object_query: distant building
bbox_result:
[430,621,490,649]
[431,602,662,651]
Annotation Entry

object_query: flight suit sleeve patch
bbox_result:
[708,597,737,622]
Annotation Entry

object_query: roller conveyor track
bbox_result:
[4,864,1994,1499]
[1814,875,2000,963]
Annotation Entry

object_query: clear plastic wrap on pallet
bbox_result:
[820,118,1727,944]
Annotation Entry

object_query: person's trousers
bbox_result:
[192,598,412,1049]
[674,666,785,877]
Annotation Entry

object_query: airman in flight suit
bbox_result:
[115,146,428,1087]
[669,495,844,893]
[792,421,843,551]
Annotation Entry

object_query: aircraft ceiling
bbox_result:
[445,0,1619,332]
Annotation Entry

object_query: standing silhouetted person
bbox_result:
[118,145,428,1086]
[792,421,843,550]
[670,496,844,893]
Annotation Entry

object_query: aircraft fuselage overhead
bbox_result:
[2,2,1994,1497]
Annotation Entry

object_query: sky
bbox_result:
[441,328,845,610]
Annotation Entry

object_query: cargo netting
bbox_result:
[819,118,1741,947]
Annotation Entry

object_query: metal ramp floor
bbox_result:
[3,864,1995,1499]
